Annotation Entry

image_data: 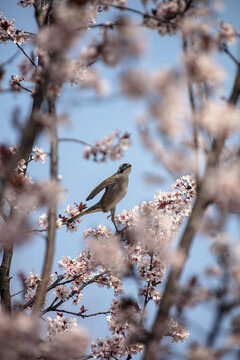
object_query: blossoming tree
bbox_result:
[0,1,240,359]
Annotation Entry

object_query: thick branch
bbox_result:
[0,248,13,312]
[33,100,58,314]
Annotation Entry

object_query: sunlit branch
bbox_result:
[56,309,110,318]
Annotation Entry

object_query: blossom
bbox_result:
[54,285,70,301]
[18,158,27,172]
[0,14,29,44]
[120,69,149,98]
[42,326,89,360]
[91,333,143,359]
[56,217,63,229]
[182,52,226,86]
[83,131,131,162]
[32,146,47,163]
[0,311,40,359]
[25,271,41,303]
[168,318,190,343]
[84,224,114,239]
[10,75,25,91]
[87,235,125,273]
[17,0,34,7]
[37,213,48,228]
[198,100,240,137]
[220,21,237,44]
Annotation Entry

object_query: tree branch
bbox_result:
[56,309,110,318]
[33,99,58,314]
[15,42,37,68]
[0,248,13,312]
[42,270,108,315]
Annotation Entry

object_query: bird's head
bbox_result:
[117,163,132,175]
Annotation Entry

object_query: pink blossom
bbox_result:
[17,0,34,7]
[37,213,48,228]
[25,271,41,303]
[168,318,190,343]
[10,75,25,91]
[41,326,89,360]
[17,158,27,172]
[182,52,226,86]
[0,14,29,44]
[54,285,70,301]
[220,21,237,44]
[83,131,131,162]
[45,314,78,339]
[56,217,63,230]
[87,235,125,272]
[120,69,149,98]
[32,146,47,163]
[0,311,40,359]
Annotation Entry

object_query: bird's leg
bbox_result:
[110,207,118,232]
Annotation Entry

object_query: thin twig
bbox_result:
[221,43,240,66]
[11,289,25,298]
[58,137,94,148]
[15,43,37,68]
[56,309,110,318]
[42,270,108,315]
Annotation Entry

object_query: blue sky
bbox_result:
[1,0,240,354]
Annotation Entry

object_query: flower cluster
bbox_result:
[115,175,196,306]
[46,313,78,339]
[32,146,47,163]
[69,64,109,96]
[83,131,131,162]
[87,233,125,273]
[59,203,87,232]
[10,75,25,91]
[0,13,29,44]
[168,318,190,343]
[80,16,144,67]
[91,298,144,359]
[220,21,237,44]
[54,285,70,301]
[37,213,48,229]
[0,311,40,359]
[43,313,89,360]
[17,0,34,7]
[24,271,41,303]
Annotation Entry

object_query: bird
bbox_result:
[67,163,132,229]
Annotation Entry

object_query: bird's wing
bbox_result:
[86,175,116,201]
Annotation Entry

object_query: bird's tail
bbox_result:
[67,203,101,224]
